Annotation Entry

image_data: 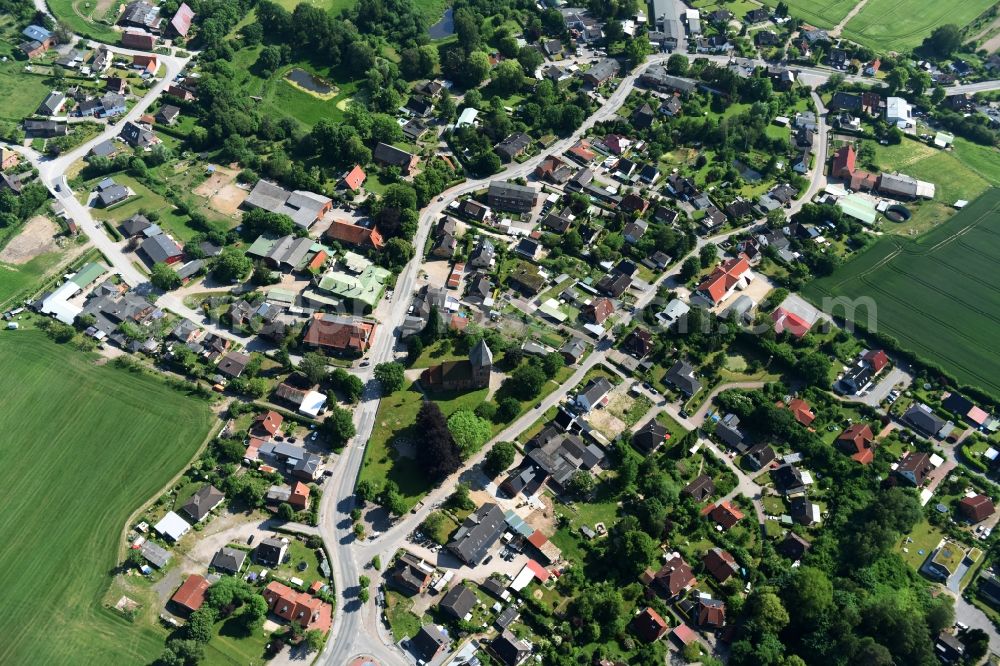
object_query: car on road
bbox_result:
[360,360,370,367]
[247,535,255,545]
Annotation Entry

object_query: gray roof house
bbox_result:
[487,181,538,213]
[665,360,702,396]
[140,540,171,568]
[38,91,66,116]
[576,377,612,411]
[181,484,225,522]
[583,58,620,86]
[448,503,506,565]
[440,584,478,620]
[903,403,946,437]
[211,546,248,575]
[140,233,182,264]
[120,121,158,148]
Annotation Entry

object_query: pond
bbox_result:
[428,7,455,40]
[285,68,333,95]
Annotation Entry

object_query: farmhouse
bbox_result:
[373,143,419,174]
[303,314,376,355]
[641,553,696,599]
[324,219,385,251]
[263,581,332,632]
[243,180,333,230]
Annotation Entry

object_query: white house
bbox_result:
[886,96,913,129]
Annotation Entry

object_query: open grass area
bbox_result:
[273,0,357,13]
[873,137,998,236]
[0,60,59,122]
[896,520,946,570]
[384,590,423,641]
[0,248,67,308]
[803,189,1000,399]
[780,0,858,29]
[202,617,269,666]
[85,173,203,242]
[0,328,216,665]
[842,0,995,51]
[47,0,122,42]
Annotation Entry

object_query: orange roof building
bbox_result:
[340,165,366,191]
[568,140,596,163]
[863,349,888,373]
[263,581,332,633]
[837,423,875,464]
[631,607,669,642]
[324,219,384,251]
[695,255,752,304]
[289,481,311,510]
[584,297,614,325]
[171,574,210,614]
[253,410,284,437]
[831,145,856,179]
[132,54,158,74]
[788,398,815,426]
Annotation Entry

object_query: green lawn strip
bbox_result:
[201,616,269,666]
[0,328,215,665]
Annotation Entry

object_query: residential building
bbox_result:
[373,142,419,174]
[702,547,739,583]
[389,552,433,595]
[682,474,715,502]
[695,254,752,304]
[959,495,995,523]
[838,423,875,464]
[140,234,182,264]
[120,121,158,148]
[886,96,913,128]
[263,581,332,632]
[411,625,449,662]
[896,451,933,486]
[710,500,744,529]
[745,443,776,471]
[170,575,209,615]
[211,546,248,575]
[448,503,506,565]
[440,583,477,619]
[181,484,224,522]
[696,598,726,629]
[583,58,620,86]
[495,132,532,161]
[488,181,538,213]
[303,313,376,355]
[641,553,696,598]
[576,377,612,411]
[37,91,66,116]
[324,219,385,251]
[787,397,815,426]
[487,630,532,666]
[777,532,811,560]
[339,165,366,191]
[122,29,156,50]
[665,360,701,396]
[154,511,190,541]
[255,537,288,566]
[119,0,162,31]
[903,403,946,437]
[631,607,669,642]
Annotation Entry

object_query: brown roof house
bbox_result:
[420,339,492,392]
[682,474,715,502]
[837,423,875,464]
[641,553,696,599]
[702,547,739,583]
[959,495,995,523]
[896,451,933,486]
[170,574,210,615]
[631,607,669,643]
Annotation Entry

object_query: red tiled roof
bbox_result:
[325,220,384,250]
[702,548,738,583]
[307,250,328,272]
[849,169,877,191]
[968,406,989,425]
[303,314,376,353]
[832,145,855,178]
[672,623,697,646]
[527,531,548,549]
[838,423,874,464]
[771,307,812,337]
[341,165,366,191]
[263,581,332,633]
[568,140,596,162]
[171,574,209,612]
[864,349,888,372]
[586,298,614,324]
[289,481,310,510]
[788,398,815,426]
[254,410,284,436]
[631,607,668,642]
[960,495,995,522]
[696,255,751,304]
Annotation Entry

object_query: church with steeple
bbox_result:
[420,339,493,392]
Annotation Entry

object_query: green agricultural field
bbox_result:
[803,189,1000,399]
[842,0,995,51]
[0,328,215,665]
[781,0,858,29]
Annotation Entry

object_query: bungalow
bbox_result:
[0,147,18,171]
[170,575,209,615]
[790,496,821,525]
[373,142,419,175]
[38,91,67,116]
[622,327,653,358]
[181,484,225,522]
[211,546,247,575]
[903,403,946,437]
[154,511,191,541]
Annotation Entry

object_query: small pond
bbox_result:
[285,68,333,95]
[428,7,455,40]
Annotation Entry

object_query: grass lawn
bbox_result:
[410,338,468,368]
[45,0,121,42]
[655,411,690,443]
[273,0,357,12]
[0,61,57,122]
[896,520,945,570]
[202,617,270,666]
[843,0,995,51]
[0,328,215,665]
[384,591,423,641]
[86,174,201,242]
[0,248,67,309]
